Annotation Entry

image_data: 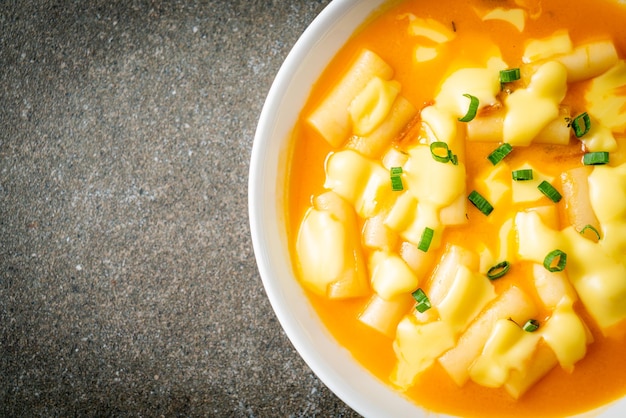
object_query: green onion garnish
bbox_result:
[572,112,591,138]
[430,142,451,163]
[417,227,434,252]
[537,180,562,203]
[468,190,494,216]
[512,169,534,181]
[500,68,521,83]
[580,224,601,240]
[583,151,609,166]
[487,261,510,280]
[412,288,432,313]
[448,150,459,165]
[487,143,513,165]
[429,142,458,165]
[523,319,540,332]
[390,167,404,191]
[458,93,479,122]
[543,249,567,272]
[390,176,403,191]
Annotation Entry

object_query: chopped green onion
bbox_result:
[537,180,562,203]
[572,112,591,138]
[468,190,494,216]
[543,249,567,272]
[412,288,432,313]
[512,169,534,181]
[500,68,521,83]
[583,151,609,165]
[487,143,513,165]
[458,93,479,122]
[430,142,458,165]
[390,175,404,191]
[430,142,451,163]
[448,150,459,165]
[580,224,601,240]
[417,227,434,252]
[487,261,510,280]
[523,319,540,332]
[390,167,404,191]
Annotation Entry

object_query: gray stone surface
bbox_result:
[0,1,361,416]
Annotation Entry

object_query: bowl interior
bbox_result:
[248,0,626,417]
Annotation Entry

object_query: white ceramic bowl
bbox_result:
[248,1,626,416]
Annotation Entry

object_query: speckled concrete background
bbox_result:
[0,1,361,416]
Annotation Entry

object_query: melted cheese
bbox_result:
[438,286,537,386]
[469,318,541,387]
[370,251,419,299]
[307,49,394,147]
[404,145,465,207]
[581,120,618,152]
[475,162,511,207]
[516,207,626,332]
[431,57,506,121]
[402,14,456,43]
[437,265,496,332]
[586,60,626,132]
[349,76,401,136]
[481,8,527,32]
[541,297,591,371]
[503,61,568,146]
[393,261,496,389]
[523,30,573,63]
[392,318,456,390]
[324,149,394,218]
[296,192,368,298]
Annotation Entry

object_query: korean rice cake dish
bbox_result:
[286,0,626,416]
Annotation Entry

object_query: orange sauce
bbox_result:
[286,0,626,416]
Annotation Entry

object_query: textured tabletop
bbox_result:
[0,1,361,416]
